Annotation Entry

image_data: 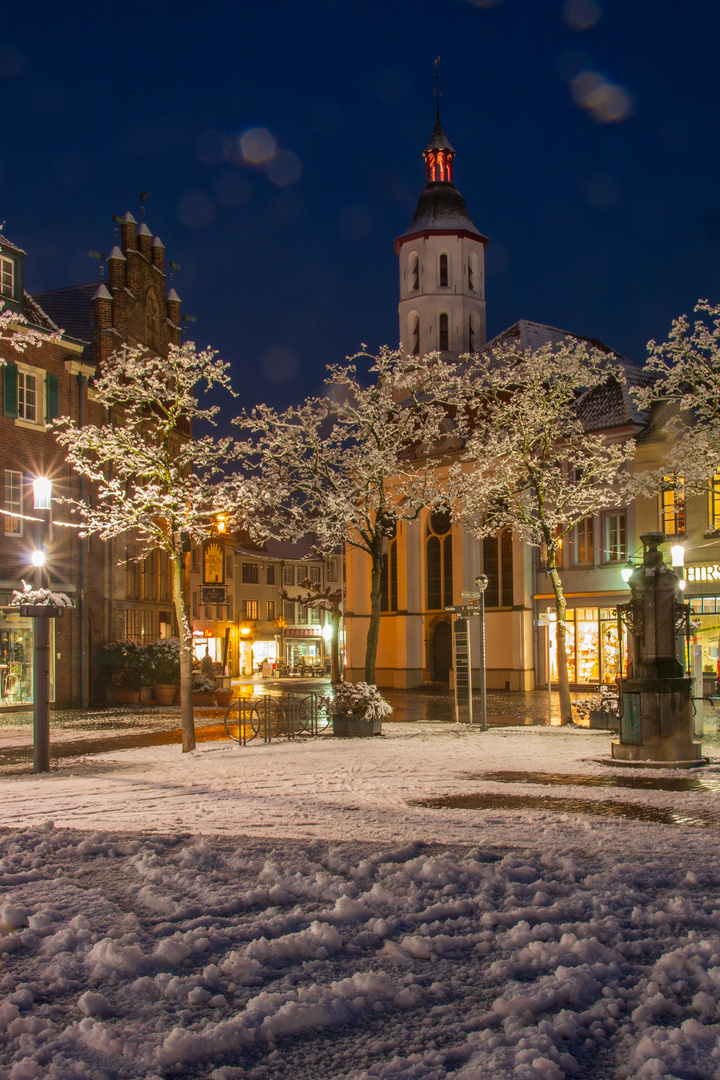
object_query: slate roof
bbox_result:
[398,184,486,242]
[0,232,26,257]
[32,283,95,353]
[424,115,455,154]
[233,535,321,561]
[22,291,61,334]
[482,319,652,433]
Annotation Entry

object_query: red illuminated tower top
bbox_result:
[424,111,455,185]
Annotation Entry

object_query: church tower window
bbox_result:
[438,313,449,351]
[409,313,420,356]
[410,253,419,292]
[439,253,448,287]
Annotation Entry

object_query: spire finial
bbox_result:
[434,56,441,119]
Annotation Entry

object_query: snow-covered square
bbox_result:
[3,718,720,1079]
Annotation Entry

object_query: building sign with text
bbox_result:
[685,563,720,584]
[202,540,225,585]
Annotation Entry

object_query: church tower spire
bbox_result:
[395,70,488,360]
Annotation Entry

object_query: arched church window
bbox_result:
[438,313,449,351]
[410,253,419,292]
[439,253,449,288]
[146,290,161,352]
[467,254,474,292]
[380,519,398,614]
[482,530,514,608]
[426,508,452,611]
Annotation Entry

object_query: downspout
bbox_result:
[76,371,87,708]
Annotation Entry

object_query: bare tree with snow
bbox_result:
[440,339,635,726]
[53,341,247,752]
[237,349,448,684]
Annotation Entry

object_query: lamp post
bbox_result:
[474,574,488,732]
[32,477,52,774]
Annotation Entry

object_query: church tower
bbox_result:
[395,109,488,359]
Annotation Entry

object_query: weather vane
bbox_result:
[139,190,151,221]
[434,56,442,118]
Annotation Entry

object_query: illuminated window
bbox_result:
[4,469,22,535]
[266,600,275,621]
[243,599,259,620]
[659,477,685,535]
[1,256,14,298]
[410,253,419,292]
[572,516,594,565]
[709,475,720,530]
[439,253,448,288]
[438,313,449,351]
[604,513,626,562]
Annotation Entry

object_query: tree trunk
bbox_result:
[330,609,341,684]
[547,562,573,725]
[364,547,383,685]
[172,551,196,752]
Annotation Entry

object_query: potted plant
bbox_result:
[192,674,217,706]
[148,638,180,705]
[215,685,233,708]
[97,641,144,704]
[573,684,620,729]
[327,682,392,737]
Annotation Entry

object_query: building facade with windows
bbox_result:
[0,211,186,707]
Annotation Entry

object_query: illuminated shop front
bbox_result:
[0,607,55,706]
[284,628,324,669]
[547,606,626,686]
[682,564,720,689]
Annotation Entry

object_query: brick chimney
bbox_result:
[92,283,113,364]
[151,236,165,273]
[137,222,152,261]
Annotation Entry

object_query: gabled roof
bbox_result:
[0,232,26,257]
[23,291,61,335]
[483,319,652,432]
[33,283,95,353]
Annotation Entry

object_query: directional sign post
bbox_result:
[445,602,483,727]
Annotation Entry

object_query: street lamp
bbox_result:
[32,476,52,774]
[474,574,489,732]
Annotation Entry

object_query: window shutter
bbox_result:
[46,373,59,421]
[3,362,17,417]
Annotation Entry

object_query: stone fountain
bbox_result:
[612,532,703,767]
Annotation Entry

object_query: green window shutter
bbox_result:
[46,373,59,421]
[3,362,17,418]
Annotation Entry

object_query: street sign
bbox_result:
[446,605,480,616]
[535,614,550,627]
[461,590,481,599]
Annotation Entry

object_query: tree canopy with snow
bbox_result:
[53,341,248,752]
[237,349,449,683]
[439,339,634,725]
[632,299,720,493]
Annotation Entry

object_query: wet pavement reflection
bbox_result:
[411,792,720,828]
[464,770,720,792]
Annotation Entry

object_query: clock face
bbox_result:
[203,541,225,584]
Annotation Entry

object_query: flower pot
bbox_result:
[215,688,233,708]
[155,684,178,706]
[589,708,619,730]
[192,691,216,706]
[332,714,383,737]
[114,688,140,704]
[139,687,153,703]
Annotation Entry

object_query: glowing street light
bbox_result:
[31,550,46,567]
[33,476,52,510]
[670,544,685,568]
[621,565,633,584]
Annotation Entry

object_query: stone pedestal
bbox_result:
[611,533,702,768]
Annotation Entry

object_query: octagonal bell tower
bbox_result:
[396,109,488,360]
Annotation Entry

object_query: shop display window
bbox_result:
[0,609,55,706]
[547,606,626,685]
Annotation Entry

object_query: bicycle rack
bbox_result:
[223,692,333,745]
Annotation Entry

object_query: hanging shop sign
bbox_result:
[202,540,225,585]
[201,586,227,605]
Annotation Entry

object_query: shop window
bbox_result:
[243,599,258,620]
[283,566,295,586]
[548,606,626,686]
[572,516,594,566]
[1,255,14,298]
[266,600,275,620]
[4,469,22,535]
[267,564,275,585]
[242,563,259,584]
[604,513,626,563]
[0,611,36,704]
[660,476,685,535]
[439,253,449,287]
[409,252,419,291]
[709,475,720,530]
[438,313,449,351]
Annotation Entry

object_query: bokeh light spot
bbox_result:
[177,191,215,229]
[571,70,634,123]
[563,0,602,30]
[262,346,299,385]
[267,149,303,187]
[240,127,277,165]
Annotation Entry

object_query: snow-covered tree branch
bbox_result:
[439,339,635,725]
[53,341,252,752]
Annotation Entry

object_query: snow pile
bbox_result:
[2,824,720,1078]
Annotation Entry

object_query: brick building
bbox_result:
[0,210,186,707]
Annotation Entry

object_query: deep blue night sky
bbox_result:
[2,0,720,409]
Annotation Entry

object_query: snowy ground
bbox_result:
[3,718,720,1079]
